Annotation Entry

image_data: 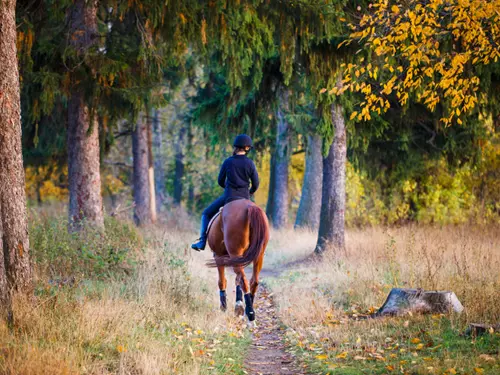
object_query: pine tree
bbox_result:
[0,0,33,320]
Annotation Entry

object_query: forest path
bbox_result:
[244,268,309,375]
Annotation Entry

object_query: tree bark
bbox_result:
[67,0,104,230]
[269,88,291,229]
[0,0,33,319]
[173,123,186,206]
[146,113,157,223]
[295,134,323,230]
[153,109,165,211]
[315,103,346,254]
[265,152,276,219]
[132,116,152,226]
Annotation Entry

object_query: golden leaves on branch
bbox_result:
[333,0,500,125]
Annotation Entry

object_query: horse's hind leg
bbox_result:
[217,265,227,311]
[233,268,244,316]
[250,251,264,301]
[234,266,255,322]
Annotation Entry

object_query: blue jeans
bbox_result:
[202,196,226,219]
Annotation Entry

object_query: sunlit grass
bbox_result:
[264,225,500,375]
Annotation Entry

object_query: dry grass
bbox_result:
[263,225,500,374]
[0,225,249,375]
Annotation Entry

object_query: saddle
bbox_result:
[206,207,223,235]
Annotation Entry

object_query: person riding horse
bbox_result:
[191,134,259,251]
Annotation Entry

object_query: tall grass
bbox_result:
[264,225,500,374]
[0,213,249,375]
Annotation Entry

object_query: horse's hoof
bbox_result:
[234,301,245,316]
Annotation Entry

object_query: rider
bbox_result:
[191,134,259,251]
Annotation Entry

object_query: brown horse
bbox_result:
[207,199,270,322]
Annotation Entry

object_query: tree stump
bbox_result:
[373,288,464,317]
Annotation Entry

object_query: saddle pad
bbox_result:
[206,207,223,235]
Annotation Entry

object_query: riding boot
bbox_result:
[191,215,210,251]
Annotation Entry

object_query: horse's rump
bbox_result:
[206,201,269,268]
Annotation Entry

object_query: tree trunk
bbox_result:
[295,134,323,230]
[186,123,195,212]
[153,109,165,211]
[265,153,276,219]
[132,116,152,226]
[0,0,33,319]
[173,124,186,206]
[315,103,346,254]
[374,288,464,317]
[146,113,157,223]
[67,0,104,230]
[269,89,291,229]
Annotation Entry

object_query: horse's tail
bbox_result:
[207,205,269,268]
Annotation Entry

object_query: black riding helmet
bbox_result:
[233,134,253,149]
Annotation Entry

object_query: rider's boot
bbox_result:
[191,215,210,251]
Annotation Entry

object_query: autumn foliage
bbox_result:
[339,0,500,125]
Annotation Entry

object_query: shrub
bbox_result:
[29,212,144,281]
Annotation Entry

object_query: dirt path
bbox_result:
[244,285,308,375]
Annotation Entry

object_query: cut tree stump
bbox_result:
[373,288,464,317]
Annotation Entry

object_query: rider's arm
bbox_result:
[249,161,260,194]
[218,160,228,188]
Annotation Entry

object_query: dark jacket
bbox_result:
[218,154,259,201]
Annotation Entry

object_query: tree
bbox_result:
[315,102,346,254]
[340,0,500,125]
[153,109,166,210]
[132,115,155,226]
[0,0,33,319]
[295,134,323,229]
[173,123,186,206]
[268,87,291,228]
[66,0,104,230]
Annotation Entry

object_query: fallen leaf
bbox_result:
[474,368,484,374]
[411,338,421,344]
[336,351,348,359]
[315,354,328,360]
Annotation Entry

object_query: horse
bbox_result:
[206,198,270,323]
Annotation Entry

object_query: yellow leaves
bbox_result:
[474,368,485,374]
[350,111,358,121]
[447,369,457,375]
[411,338,421,344]
[386,365,395,371]
[391,5,400,14]
[336,351,348,359]
[315,354,328,360]
[116,345,127,353]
